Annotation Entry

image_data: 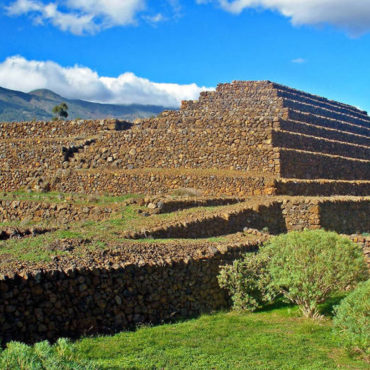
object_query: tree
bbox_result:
[52,102,68,120]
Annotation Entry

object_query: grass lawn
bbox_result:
[74,305,366,369]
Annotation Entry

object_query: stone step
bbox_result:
[283,98,370,128]
[288,109,370,137]
[279,148,370,180]
[274,178,370,196]
[273,83,366,113]
[272,130,370,160]
[279,119,370,147]
[274,85,368,119]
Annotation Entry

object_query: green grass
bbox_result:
[74,306,367,369]
[0,197,255,265]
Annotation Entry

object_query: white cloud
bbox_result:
[292,58,306,64]
[0,56,212,107]
[143,13,165,24]
[6,0,146,34]
[200,0,370,35]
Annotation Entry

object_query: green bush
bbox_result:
[218,230,368,318]
[218,252,275,311]
[261,230,368,318]
[333,280,370,360]
[0,338,100,369]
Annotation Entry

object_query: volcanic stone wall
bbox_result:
[64,81,284,174]
[278,119,370,147]
[319,200,370,234]
[271,82,370,181]
[127,202,287,239]
[0,199,113,224]
[124,197,369,238]
[278,149,370,180]
[282,198,370,233]
[0,119,123,139]
[275,179,370,197]
[0,240,259,344]
[272,131,370,160]
[0,139,94,171]
[0,80,369,195]
[0,168,277,197]
[286,110,370,136]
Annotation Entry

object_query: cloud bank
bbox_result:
[0,56,211,107]
[6,0,147,34]
[199,0,370,35]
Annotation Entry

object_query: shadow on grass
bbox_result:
[318,294,346,317]
[255,294,347,318]
[255,299,295,313]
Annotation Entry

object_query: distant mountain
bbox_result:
[0,86,170,122]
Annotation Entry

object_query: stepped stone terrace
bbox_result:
[0,80,369,344]
[0,80,369,197]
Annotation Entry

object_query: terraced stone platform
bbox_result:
[0,80,368,196]
[0,80,369,345]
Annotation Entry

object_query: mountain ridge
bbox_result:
[0,86,169,122]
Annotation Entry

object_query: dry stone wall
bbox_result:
[279,149,370,180]
[286,110,370,137]
[126,197,370,238]
[272,130,370,160]
[0,139,94,171]
[319,200,370,234]
[275,179,370,197]
[0,80,369,195]
[127,202,286,239]
[67,129,279,173]
[0,119,124,139]
[0,169,277,197]
[282,198,370,233]
[0,199,113,224]
[282,99,370,128]
[0,240,259,344]
[278,119,370,147]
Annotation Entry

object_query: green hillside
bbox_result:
[0,86,169,122]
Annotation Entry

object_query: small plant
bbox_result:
[52,102,69,120]
[171,187,202,197]
[218,252,275,311]
[261,230,368,318]
[0,338,100,369]
[333,280,369,361]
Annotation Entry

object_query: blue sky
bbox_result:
[0,0,370,110]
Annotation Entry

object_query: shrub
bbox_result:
[0,338,100,369]
[333,280,370,360]
[261,230,368,318]
[218,252,275,311]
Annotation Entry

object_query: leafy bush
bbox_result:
[333,280,370,360]
[0,338,100,369]
[261,230,368,318]
[219,230,368,318]
[218,252,275,311]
